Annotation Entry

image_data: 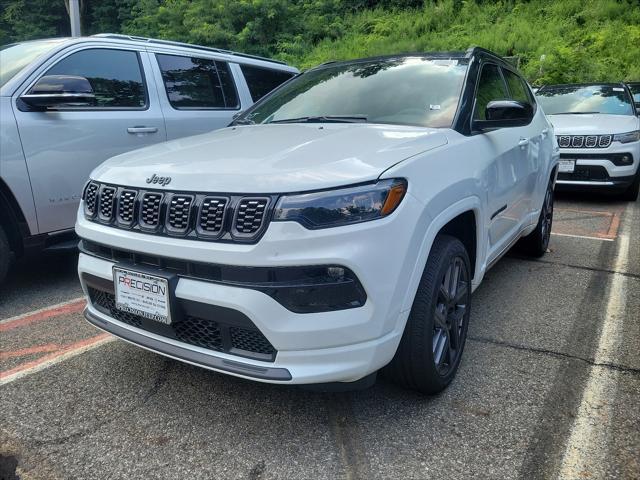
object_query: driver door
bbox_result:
[473,63,530,263]
[13,46,166,234]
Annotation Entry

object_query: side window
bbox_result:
[45,48,146,108]
[503,69,533,104]
[239,64,295,102]
[473,64,508,120]
[156,54,239,109]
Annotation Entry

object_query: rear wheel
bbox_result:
[0,224,10,284]
[621,173,640,201]
[519,179,554,257]
[386,235,472,394]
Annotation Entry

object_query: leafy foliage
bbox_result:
[1,0,639,84]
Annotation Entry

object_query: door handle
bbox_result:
[127,126,158,134]
[518,138,529,147]
[541,128,549,138]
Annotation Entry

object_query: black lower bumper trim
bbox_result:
[84,307,292,381]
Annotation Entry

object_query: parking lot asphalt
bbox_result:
[0,193,638,480]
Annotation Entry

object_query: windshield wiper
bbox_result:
[549,111,600,115]
[230,118,255,125]
[268,115,368,124]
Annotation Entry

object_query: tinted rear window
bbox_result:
[537,85,633,115]
[240,64,295,102]
[156,54,239,109]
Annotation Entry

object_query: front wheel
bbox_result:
[386,234,472,394]
[621,172,639,201]
[519,179,554,257]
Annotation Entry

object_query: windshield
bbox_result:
[537,84,633,116]
[239,57,468,128]
[1,39,66,87]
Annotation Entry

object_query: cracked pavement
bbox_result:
[0,192,638,480]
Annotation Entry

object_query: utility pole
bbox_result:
[68,0,81,37]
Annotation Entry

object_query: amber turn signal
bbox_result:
[381,182,407,216]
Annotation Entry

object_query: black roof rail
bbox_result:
[465,46,515,67]
[92,33,288,66]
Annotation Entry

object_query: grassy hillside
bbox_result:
[2,0,639,85]
[284,0,640,85]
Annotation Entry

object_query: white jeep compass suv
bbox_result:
[76,48,558,393]
[536,83,640,200]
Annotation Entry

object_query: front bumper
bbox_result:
[555,140,639,190]
[76,194,423,384]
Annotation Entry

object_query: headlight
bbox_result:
[613,130,640,143]
[273,179,407,229]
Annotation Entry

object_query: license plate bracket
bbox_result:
[113,267,176,325]
[559,159,576,173]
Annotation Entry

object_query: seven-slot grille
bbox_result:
[234,198,269,235]
[166,195,194,233]
[82,183,272,243]
[557,135,612,149]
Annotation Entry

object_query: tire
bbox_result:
[621,173,640,202]
[386,234,472,394]
[519,179,554,257]
[0,224,10,285]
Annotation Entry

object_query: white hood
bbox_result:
[91,124,448,193]
[548,113,639,135]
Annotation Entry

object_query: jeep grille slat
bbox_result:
[117,190,137,224]
[198,197,227,236]
[166,194,193,233]
[139,192,163,228]
[234,198,269,235]
[98,186,116,221]
[84,182,99,216]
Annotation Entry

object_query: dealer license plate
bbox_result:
[558,160,575,173]
[113,267,171,324]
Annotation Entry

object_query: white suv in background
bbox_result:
[76,48,558,393]
[0,34,297,282]
[536,83,640,200]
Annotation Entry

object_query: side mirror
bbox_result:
[473,100,533,131]
[635,102,640,115]
[20,75,96,109]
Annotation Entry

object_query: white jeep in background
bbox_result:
[0,34,297,283]
[536,83,640,200]
[76,47,558,393]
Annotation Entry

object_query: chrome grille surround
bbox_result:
[558,135,571,148]
[83,183,274,243]
[233,197,270,237]
[196,197,228,238]
[571,135,584,148]
[556,134,613,149]
[166,194,194,234]
[117,189,137,226]
[98,186,116,222]
[139,192,164,230]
